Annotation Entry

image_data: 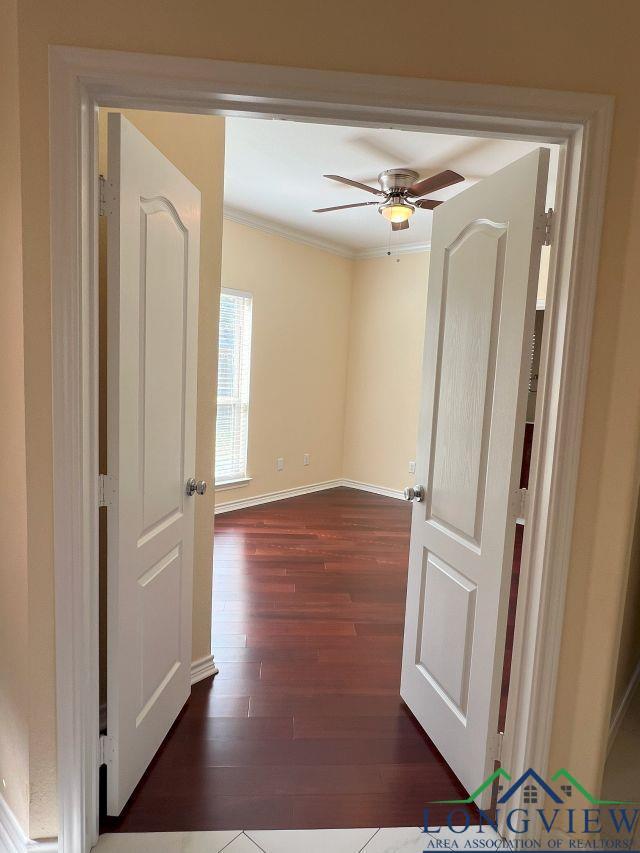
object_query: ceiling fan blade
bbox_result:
[313,201,379,213]
[323,174,384,196]
[392,220,410,231]
[407,169,465,197]
[413,198,444,210]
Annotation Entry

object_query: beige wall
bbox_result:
[342,253,430,492]
[98,108,225,669]
[216,220,352,504]
[0,0,31,835]
[217,233,541,500]
[8,0,640,837]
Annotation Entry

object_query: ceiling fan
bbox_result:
[313,168,465,230]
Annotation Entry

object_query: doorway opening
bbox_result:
[96,106,558,834]
[49,48,612,853]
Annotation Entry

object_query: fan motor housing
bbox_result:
[378,168,419,194]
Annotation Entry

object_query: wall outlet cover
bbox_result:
[303,453,310,466]
[276,457,284,471]
[409,460,416,474]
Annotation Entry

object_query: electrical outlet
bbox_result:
[409,460,416,474]
[276,457,284,471]
[303,452,310,466]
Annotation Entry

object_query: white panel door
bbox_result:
[105,113,201,815]
[400,149,549,808]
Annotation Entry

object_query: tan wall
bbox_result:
[341,245,549,492]
[612,489,640,713]
[342,253,430,492]
[216,220,352,505]
[0,0,30,836]
[98,108,225,669]
[9,0,640,837]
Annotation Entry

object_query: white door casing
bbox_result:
[48,48,614,853]
[401,149,549,808]
[105,113,201,815]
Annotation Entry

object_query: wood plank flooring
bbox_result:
[103,486,522,832]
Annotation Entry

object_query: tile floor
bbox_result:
[95,826,500,852]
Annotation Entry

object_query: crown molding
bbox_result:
[223,207,354,258]
[356,241,431,259]
[223,207,431,261]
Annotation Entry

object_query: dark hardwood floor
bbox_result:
[103,485,523,832]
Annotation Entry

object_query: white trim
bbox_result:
[215,476,252,491]
[214,479,343,513]
[190,654,219,685]
[339,478,404,500]
[214,478,404,514]
[224,207,431,260]
[221,286,253,300]
[608,658,640,754]
[0,796,58,853]
[48,45,613,853]
[356,241,431,260]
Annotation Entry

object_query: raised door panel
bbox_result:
[139,199,188,539]
[137,545,183,727]
[428,221,507,545]
[417,553,477,720]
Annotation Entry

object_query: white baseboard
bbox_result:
[0,795,57,853]
[214,479,342,513]
[608,658,640,754]
[191,653,219,685]
[339,478,405,501]
[98,665,217,716]
[214,478,404,514]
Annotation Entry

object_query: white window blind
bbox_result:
[215,289,253,485]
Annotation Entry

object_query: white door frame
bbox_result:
[48,45,613,853]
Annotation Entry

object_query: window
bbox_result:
[215,289,252,485]
[523,785,538,805]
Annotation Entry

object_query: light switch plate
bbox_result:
[409,460,416,474]
[276,457,284,471]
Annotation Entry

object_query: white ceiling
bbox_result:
[223,118,557,256]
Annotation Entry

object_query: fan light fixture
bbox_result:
[312,168,465,232]
[379,201,414,223]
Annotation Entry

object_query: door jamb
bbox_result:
[48,45,613,853]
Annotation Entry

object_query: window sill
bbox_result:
[215,477,252,491]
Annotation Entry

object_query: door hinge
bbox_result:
[542,207,554,246]
[98,734,114,767]
[98,473,116,508]
[515,487,528,523]
[99,174,107,216]
[493,731,505,763]
[99,174,115,217]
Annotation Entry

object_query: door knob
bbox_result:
[186,478,208,496]
[404,485,425,502]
